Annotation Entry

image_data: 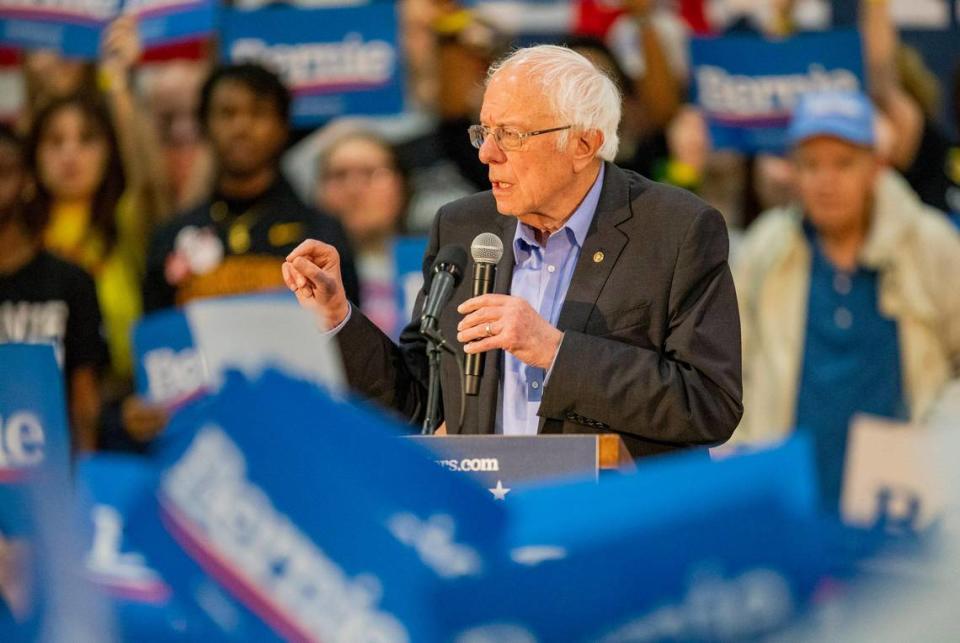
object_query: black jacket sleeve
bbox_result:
[333,207,442,422]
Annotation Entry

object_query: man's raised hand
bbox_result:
[282,239,350,330]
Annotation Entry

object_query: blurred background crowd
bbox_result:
[0,0,958,514]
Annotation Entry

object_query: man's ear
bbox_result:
[573,129,604,172]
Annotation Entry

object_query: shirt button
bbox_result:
[834,273,852,295]
[547,265,556,273]
[834,307,853,329]
[531,381,540,390]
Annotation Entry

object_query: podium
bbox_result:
[407,434,635,499]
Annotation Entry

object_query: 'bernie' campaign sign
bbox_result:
[222,3,405,126]
[132,292,344,411]
[0,0,215,59]
[76,454,206,641]
[690,30,865,154]
[123,369,507,641]
[435,438,847,642]
[0,344,70,484]
[0,344,115,642]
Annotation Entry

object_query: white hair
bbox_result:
[486,44,622,161]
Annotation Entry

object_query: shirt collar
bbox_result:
[513,163,605,255]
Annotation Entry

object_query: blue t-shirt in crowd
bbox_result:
[795,224,907,512]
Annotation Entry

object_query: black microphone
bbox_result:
[464,232,504,395]
[419,245,467,335]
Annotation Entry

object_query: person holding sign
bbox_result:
[0,126,107,452]
[21,16,172,229]
[730,90,960,511]
[284,45,742,460]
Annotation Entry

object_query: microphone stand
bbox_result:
[421,323,446,435]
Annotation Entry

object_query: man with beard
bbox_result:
[144,63,359,312]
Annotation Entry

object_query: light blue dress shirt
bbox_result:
[497,164,605,436]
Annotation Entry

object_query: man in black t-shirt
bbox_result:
[144,63,360,313]
[0,126,108,452]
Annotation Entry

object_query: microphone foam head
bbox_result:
[432,244,468,284]
[471,233,504,265]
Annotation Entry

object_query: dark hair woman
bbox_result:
[26,94,143,392]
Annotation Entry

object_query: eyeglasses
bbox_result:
[468,124,572,151]
[322,165,395,184]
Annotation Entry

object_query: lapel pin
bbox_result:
[593,251,605,263]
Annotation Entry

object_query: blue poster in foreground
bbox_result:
[125,370,506,641]
[435,439,839,641]
[222,4,405,126]
[691,30,866,154]
[0,344,113,641]
[0,344,70,486]
[77,454,203,641]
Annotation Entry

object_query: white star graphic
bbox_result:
[488,480,511,500]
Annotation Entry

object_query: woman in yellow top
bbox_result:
[26,94,144,394]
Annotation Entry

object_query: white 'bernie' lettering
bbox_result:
[230,34,395,89]
[144,348,205,405]
[387,512,482,579]
[697,64,860,118]
[163,425,409,642]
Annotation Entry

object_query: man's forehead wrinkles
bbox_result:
[480,97,555,129]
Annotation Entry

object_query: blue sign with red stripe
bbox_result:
[0,0,215,59]
[124,369,506,641]
[691,30,866,153]
[222,4,405,126]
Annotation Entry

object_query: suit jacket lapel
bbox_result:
[555,162,634,335]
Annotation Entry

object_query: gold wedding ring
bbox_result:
[484,322,493,337]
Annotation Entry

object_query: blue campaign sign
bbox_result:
[0,344,114,641]
[691,30,866,154]
[0,344,71,483]
[392,236,428,339]
[124,369,506,641]
[0,0,214,59]
[222,4,405,126]
[132,292,345,411]
[436,438,840,641]
[132,307,204,409]
[76,454,202,641]
[0,0,115,59]
[126,0,217,49]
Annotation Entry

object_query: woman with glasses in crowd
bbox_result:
[315,130,412,339]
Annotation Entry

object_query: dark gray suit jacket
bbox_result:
[335,162,743,459]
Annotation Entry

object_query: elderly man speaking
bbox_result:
[282,45,742,459]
